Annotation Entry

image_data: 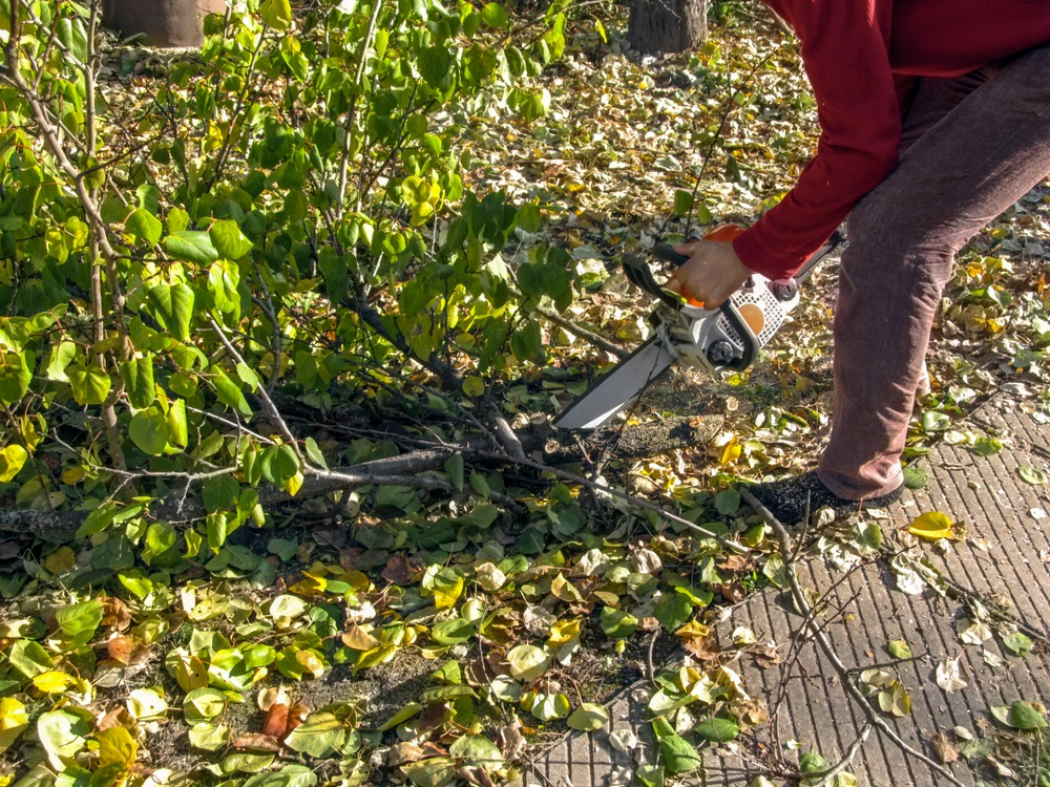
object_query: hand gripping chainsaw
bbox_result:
[552,225,841,431]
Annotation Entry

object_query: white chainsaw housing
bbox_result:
[654,273,801,372]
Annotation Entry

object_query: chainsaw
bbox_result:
[552,224,841,431]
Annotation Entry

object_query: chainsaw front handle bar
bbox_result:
[650,243,758,372]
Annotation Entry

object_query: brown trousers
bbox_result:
[818,42,1050,499]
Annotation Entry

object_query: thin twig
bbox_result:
[739,488,968,787]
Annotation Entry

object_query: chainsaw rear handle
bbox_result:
[651,241,758,372]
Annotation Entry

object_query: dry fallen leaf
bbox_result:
[930,731,959,763]
[936,656,968,694]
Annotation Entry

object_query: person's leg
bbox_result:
[819,43,1050,501]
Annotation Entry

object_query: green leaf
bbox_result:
[529,692,570,722]
[566,703,609,731]
[210,220,254,260]
[402,757,456,787]
[67,364,111,405]
[510,319,545,365]
[304,437,328,470]
[269,444,300,490]
[600,607,639,639]
[203,473,240,513]
[243,765,318,787]
[147,522,177,556]
[56,18,89,62]
[715,487,740,515]
[129,409,170,456]
[515,204,542,233]
[431,617,475,645]
[506,644,550,681]
[673,190,694,217]
[887,639,913,660]
[211,368,253,418]
[7,640,55,678]
[1003,631,1033,657]
[635,764,665,787]
[1018,466,1047,485]
[800,751,830,774]
[419,46,452,89]
[56,599,103,642]
[654,593,692,632]
[1007,701,1047,730]
[268,538,298,561]
[694,717,739,743]
[444,453,464,489]
[164,231,219,265]
[902,465,929,489]
[922,410,951,432]
[188,723,231,752]
[480,2,508,29]
[259,0,293,30]
[121,357,156,409]
[183,688,227,724]
[378,703,422,731]
[656,729,702,774]
[45,340,77,382]
[168,399,189,448]
[284,712,348,757]
[972,436,1003,456]
[448,733,504,767]
[145,282,194,342]
[125,208,163,246]
[37,710,91,770]
[0,352,31,405]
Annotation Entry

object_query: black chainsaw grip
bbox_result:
[652,243,689,267]
[716,301,759,371]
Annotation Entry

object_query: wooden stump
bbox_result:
[102,0,227,47]
[628,0,708,55]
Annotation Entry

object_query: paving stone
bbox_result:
[520,395,1050,786]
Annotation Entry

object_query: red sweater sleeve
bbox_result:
[734,0,901,279]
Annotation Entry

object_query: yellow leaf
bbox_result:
[127,688,168,720]
[674,620,711,640]
[907,512,955,541]
[720,440,742,466]
[341,622,379,652]
[61,466,86,485]
[343,570,372,591]
[32,671,74,694]
[550,574,582,603]
[547,618,582,646]
[175,655,209,692]
[432,577,463,611]
[42,546,77,576]
[353,642,398,673]
[290,571,326,596]
[295,649,327,679]
[0,444,27,483]
[0,697,29,753]
[96,725,138,771]
[285,470,304,497]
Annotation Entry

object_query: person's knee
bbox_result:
[844,197,955,299]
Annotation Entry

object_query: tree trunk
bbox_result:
[628,0,708,55]
[102,0,226,47]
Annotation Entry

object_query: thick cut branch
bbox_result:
[522,415,723,463]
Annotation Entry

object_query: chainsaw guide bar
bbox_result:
[552,229,841,432]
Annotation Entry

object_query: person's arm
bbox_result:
[733,0,901,280]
